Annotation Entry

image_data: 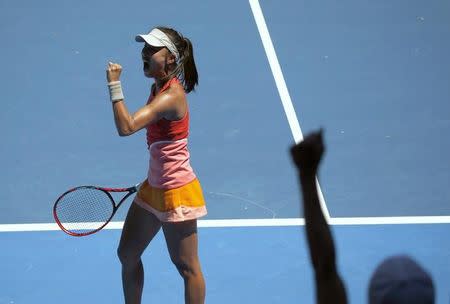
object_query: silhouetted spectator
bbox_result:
[290,129,434,304]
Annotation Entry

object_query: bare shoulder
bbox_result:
[158,81,187,120]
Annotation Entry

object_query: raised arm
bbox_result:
[290,130,347,304]
[106,62,180,136]
[111,90,177,137]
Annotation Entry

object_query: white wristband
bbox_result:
[108,81,124,102]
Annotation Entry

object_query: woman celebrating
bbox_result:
[106,26,207,304]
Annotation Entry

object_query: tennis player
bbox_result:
[106,26,207,304]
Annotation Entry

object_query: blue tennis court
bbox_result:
[1,0,449,303]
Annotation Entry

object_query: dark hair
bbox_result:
[157,26,198,93]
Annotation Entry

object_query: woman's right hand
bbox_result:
[107,62,122,82]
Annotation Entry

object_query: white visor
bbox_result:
[135,28,180,63]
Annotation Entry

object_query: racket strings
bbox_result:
[55,188,114,233]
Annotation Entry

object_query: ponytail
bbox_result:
[180,37,198,93]
[157,26,199,93]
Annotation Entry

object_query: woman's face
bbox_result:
[141,44,173,78]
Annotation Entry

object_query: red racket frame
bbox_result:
[53,184,138,237]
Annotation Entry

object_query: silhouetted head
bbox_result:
[369,255,434,304]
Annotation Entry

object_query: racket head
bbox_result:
[53,186,116,237]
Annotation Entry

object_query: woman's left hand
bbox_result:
[107,62,122,82]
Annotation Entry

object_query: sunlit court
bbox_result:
[1,0,449,303]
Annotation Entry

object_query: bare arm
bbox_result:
[111,92,176,136]
[106,62,180,136]
[290,130,347,304]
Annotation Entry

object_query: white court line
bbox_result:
[330,216,450,225]
[248,0,331,220]
[0,220,305,232]
[2,216,450,232]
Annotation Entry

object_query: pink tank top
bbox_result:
[145,78,196,189]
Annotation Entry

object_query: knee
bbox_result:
[117,245,140,267]
[171,258,201,279]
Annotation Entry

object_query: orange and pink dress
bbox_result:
[134,78,207,222]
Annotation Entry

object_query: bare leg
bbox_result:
[117,202,162,304]
[162,220,205,304]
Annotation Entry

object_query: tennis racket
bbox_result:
[53,183,140,237]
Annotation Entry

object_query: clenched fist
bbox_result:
[107,62,122,82]
[290,129,325,176]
